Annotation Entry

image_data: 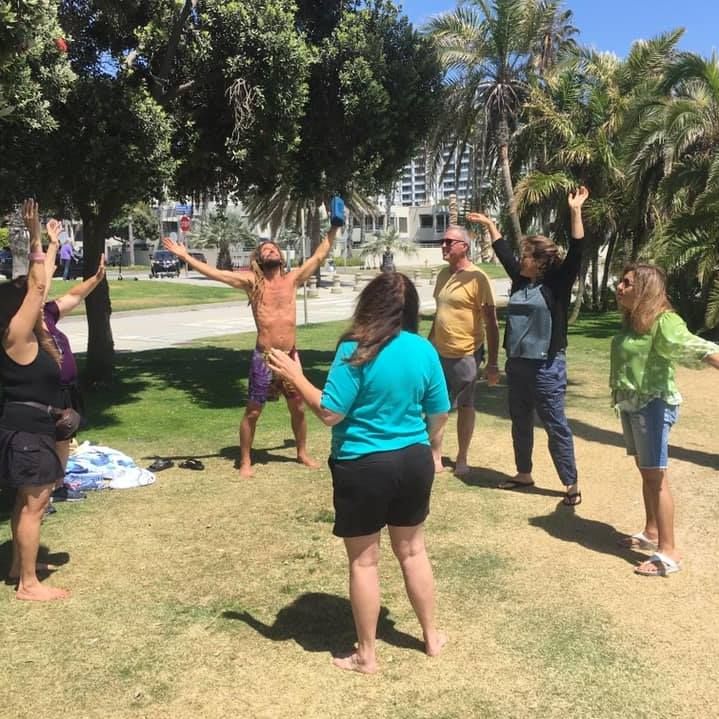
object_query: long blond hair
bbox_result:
[247,241,286,307]
[621,263,673,334]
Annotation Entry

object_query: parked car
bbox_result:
[181,250,207,269]
[150,250,181,278]
[0,249,12,279]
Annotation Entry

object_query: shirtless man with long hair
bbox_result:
[163,223,339,477]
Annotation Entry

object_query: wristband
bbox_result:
[29,252,46,262]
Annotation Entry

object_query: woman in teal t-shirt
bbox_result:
[267,272,450,674]
[611,264,719,577]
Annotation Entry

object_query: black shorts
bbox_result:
[329,443,434,538]
[0,429,64,489]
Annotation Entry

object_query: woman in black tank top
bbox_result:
[0,200,70,601]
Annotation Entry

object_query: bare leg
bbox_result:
[635,468,680,574]
[55,439,71,485]
[14,484,70,601]
[333,533,381,674]
[286,396,320,469]
[640,465,659,541]
[389,523,446,657]
[238,402,263,478]
[455,405,475,474]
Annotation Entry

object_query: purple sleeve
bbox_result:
[44,301,60,326]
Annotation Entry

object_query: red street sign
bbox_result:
[179,215,191,232]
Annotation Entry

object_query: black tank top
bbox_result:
[0,343,62,434]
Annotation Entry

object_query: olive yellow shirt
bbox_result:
[432,264,496,358]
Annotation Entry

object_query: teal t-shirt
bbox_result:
[321,331,450,460]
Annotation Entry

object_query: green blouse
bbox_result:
[609,311,719,411]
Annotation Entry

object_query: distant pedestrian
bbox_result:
[380,247,395,273]
[59,241,73,280]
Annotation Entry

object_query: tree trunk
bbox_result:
[8,206,28,278]
[310,203,322,282]
[82,213,114,385]
[599,233,617,311]
[569,249,591,324]
[591,243,599,310]
[497,116,522,247]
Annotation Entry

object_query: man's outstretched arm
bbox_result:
[292,226,340,286]
[162,238,254,290]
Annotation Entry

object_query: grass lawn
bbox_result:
[2,313,718,719]
[48,277,238,313]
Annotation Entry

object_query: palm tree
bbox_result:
[514,32,682,314]
[358,226,419,268]
[427,0,577,245]
[626,51,719,330]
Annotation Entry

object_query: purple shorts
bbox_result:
[248,347,301,405]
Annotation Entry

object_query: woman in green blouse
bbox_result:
[611,264,719,576]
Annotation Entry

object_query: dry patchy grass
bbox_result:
[1,321,718,719]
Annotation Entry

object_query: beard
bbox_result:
[260,257,283,270]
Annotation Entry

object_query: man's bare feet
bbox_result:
[425,630,448,657]
[454,461,470,476]
[16,583,70,601]
[332,652,377,674]
[297,454,320,469]
[238,463,254,479]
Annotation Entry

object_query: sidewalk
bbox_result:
[61,273,510,352]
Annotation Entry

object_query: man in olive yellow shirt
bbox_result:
[429,225,499,476]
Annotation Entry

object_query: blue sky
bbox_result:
[399,0,718,57]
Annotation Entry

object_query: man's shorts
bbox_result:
[329,443,434,537]
[440,346,484,408]
[0,429,64,489]
[248,347,301,405]
[620,398,678,470]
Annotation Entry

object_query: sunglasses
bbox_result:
[441,238,465,247]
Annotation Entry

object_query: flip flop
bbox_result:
[179,458,204,471]
[562,490,582,506]
[619,531,658,552]
[147,458,174,472]
[634,552,681,577]
[497,479,535,490]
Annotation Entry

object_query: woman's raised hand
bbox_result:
[22,199,42,240]
[568,186,589,209]
[467,212,494,228]
[46,218,62,246]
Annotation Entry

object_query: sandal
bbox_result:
[562,490,582,506]
[147,458,174,472]
[179,458,204,471]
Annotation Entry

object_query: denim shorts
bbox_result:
[620,398,678,470]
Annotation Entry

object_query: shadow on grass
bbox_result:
[528,506,647,566]
[470,384,718,471]
[0,539,70,582]
[455,467,566,498]
[79,346,335,431]
[569,418,719,471]
[224,592,424,654]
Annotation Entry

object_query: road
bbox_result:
[60,273,511,352]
